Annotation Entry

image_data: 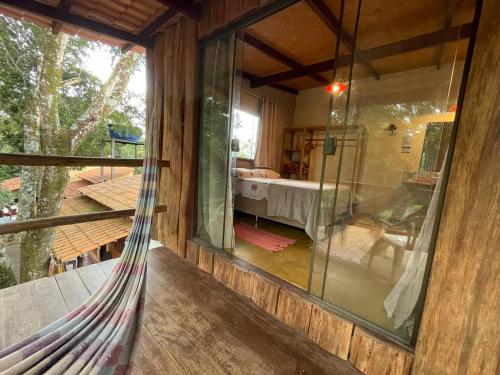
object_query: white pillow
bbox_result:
[252,168,280,178]
[235,168,261,178]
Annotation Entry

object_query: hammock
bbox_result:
[0,100,159,374]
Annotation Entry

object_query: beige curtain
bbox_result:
[255,99,278,169]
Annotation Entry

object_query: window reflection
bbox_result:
[311,0,473,340]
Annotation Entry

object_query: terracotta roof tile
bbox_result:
[1,177,20,192]
[78,167,135,184]
[63,179,92,199]
[78,174,140,210]
[52,197,131,262]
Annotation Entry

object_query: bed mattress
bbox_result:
[236,177,352,240]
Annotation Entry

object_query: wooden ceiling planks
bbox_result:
[246,2,338,67]
[242,43,291,78]
[239,0,475,91]
[0,0,200,52]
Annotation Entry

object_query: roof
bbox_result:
[0,176,91,197]
[0,0,200,52]
[52,197,131,261]
[0,176,20,192]
[78,167,134,184]
[79,174,140,210]
[63,179,92,198]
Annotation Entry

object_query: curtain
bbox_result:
[0,50,160,374]
[197,35,236,250]
[254,99,278,170]
[384,156,446,332]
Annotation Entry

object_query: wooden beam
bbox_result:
[242,71,298,95]
[155,0,201,22]
[413,0,499,372]
[122,7,178,52]
[435,0,459,69]
[0,153,170,168]
[0,205,167,235]
[0,0,153,47]
[243,32,328,84]
[303,0,380,80]
[252,23,472,87]
[51,0,73,34]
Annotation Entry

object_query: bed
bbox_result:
[235,173,352,240]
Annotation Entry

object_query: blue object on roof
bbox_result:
[108,124,141,143]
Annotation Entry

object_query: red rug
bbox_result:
[234,223,296,252]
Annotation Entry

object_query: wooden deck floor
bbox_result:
[0,247,360,374]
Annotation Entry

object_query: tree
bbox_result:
[0,17,141,282]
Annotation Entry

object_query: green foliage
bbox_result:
[0,187,14,208]
[0,16,145,184]
[76,111,144,159]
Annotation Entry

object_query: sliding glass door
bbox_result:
[309,0,473,342]
[196,32,241,251]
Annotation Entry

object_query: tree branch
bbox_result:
[60,76,81,87]
[69,51,139,154]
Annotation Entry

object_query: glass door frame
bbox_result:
[193,0,482,348]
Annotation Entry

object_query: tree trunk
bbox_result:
[19,31,69,283]
[18,34,139,282]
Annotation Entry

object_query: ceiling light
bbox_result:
[325,82,348,95]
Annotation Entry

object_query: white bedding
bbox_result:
[237,177,352,239]
[237,177,282,200]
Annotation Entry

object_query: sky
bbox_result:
[83,47,146,96]
[83,46,146,129]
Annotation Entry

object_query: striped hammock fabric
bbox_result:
[0,88,159,374]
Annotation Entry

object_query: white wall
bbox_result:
[291,63,463,198]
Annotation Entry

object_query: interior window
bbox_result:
[233,109,260,160]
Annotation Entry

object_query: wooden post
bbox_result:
[413,1,499,373]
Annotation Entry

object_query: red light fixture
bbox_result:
[326,82,348,95]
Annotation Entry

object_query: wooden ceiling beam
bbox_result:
[303,0,380,80]
[155,0,201,22]
[242,71,298,95]
[251,23,472,88]
[243,32,328,84]
[435,0,459,69]
[0,0,153,47]
[122,8,177,52]
[51,0,73,34]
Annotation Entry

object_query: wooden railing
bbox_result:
[0,153,169,235]
[0,205,167,235]
[0,153,170,168]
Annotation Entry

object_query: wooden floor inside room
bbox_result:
[0,247,360,375]
[233,212,314,289]
[233,212,410,339]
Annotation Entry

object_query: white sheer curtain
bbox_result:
[254,99,278,169]
[384,157,446,331]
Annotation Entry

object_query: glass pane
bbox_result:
[196,33,237,249]
[312,0,474,341]
[308,0,359,297]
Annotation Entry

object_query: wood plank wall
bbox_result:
[413,0,500,373]
[153,18,198,256]
[187,240,414,375]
